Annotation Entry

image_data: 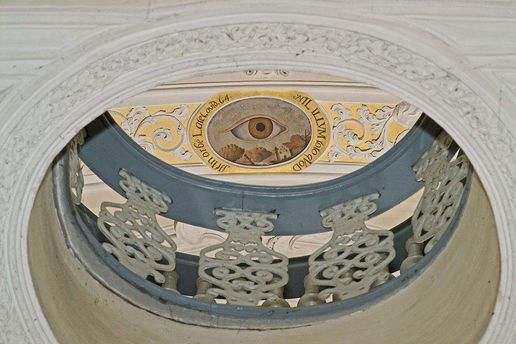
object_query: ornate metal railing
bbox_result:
[300,193,395,305]
[53,115,471,328]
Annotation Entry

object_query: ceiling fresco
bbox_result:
[205,95,313,169]
[108,90,419,173]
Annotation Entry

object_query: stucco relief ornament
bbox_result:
[303,194,395,302]
[244,69,289,77]
[412,132,469,254]
[391,101,422,128]
[97,169,176,284]
[110,105,192,161]
[327,101,420,162]
[198,208,289,306]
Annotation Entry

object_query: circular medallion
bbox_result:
[189,90,330,173]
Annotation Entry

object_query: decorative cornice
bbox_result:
[0,19,514,343]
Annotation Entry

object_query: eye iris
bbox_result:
[248,117,273,139]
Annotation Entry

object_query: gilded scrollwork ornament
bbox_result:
[303,193,395,303]
[97,169,177,284]
[110,105,192,161]
[327,101,421,163]
[198,208,289,306]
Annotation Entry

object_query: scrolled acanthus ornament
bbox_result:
[327,101,421,162]
[110,105,192,161]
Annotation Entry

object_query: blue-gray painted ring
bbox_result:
[80,113,440,235]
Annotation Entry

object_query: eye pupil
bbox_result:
[248,117,274,139]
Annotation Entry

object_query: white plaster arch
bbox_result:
[0,2,514,343]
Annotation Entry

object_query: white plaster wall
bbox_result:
[1,1,516,108]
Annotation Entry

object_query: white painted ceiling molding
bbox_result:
[0,1,515,343]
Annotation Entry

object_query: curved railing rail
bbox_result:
[80,113,441,235]
[51,124,471,329]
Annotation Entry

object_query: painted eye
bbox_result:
[228,115,287,141]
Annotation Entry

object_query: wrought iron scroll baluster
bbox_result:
[411,132,469,254]
[198,209,289,306]
[302,193,395,304]
[68,130,85,205]
[97,169,177,285]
